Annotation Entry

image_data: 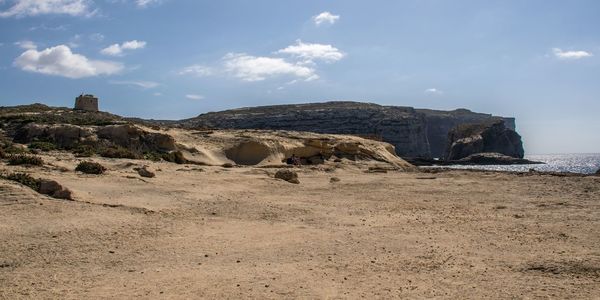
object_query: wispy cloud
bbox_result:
[424,88,443,95]
[277,40,345,64]
[109,80,159,89]
[178,64,212,77]
[135,0,161,8]
[14,40,37,49]
[101,40,146,56]
[552,48,593,60]
[223,53,318,82]
[14,44,123,78]
[0,0,94,18]
[313,11,339,26]
[185,94,204,100]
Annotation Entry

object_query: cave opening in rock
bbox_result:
[225,141,271,165]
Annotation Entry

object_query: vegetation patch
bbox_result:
[28,141,57,152]
[75,161,106,174]
[8,154,43,166]
[1,172,41,191]
[162,151,187,164]
[100,146,140,159]
[71,144,96,157]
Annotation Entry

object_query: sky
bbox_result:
[0,0,599,154]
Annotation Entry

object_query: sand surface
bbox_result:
[1,154,599,299]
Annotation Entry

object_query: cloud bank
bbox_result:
[0,0,92,18]
[14,45,123,78]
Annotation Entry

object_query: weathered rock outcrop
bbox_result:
[181,101,518,159]
[445,121,524,161]
[13,123,176,153]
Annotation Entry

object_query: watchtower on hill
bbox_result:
[74,94,99,112]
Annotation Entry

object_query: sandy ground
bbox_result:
[1,153,599,299]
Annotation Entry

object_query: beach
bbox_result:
[1,154,599,298]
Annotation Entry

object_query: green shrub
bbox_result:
[100,147,139,159]
[75,161,106,174]
[72,144,96,157]
[2,173,41,190]
[28,141,57,152]
[8,154,43,166]
[143,151,164,162]
[162,151,187,164]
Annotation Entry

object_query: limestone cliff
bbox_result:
[182,102,431,157]
[181,101,520,159]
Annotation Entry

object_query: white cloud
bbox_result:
[14,40,37,49]
[135,0,160,8]
[553,48,593,60]
[313,11,339,26]
[223,52,317,82]
[424,88,443,95]
[14,44,123,78]
[0,0,92,18]
[185,94,204,100]
[153,92,162,96]
[109,80,159,89]
[89,33,104,42]
[101,40,146,56]
[277,40,345,64]
[178,64,212,77]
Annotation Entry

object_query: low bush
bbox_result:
[8,154,43,166]
[143,151,164,162]
[72,144,96,157]
[100,146,139,159]
[162,151,187,164]
[1,172,41,190]
[75,161,106,174]
[28,141,57,152]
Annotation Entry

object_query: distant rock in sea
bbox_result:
[445,120,524,161]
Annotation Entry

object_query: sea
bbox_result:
[426,153,600,175]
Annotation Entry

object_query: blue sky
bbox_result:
[1,0,599,154]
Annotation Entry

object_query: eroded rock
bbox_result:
[38,179,72,200]
[275,169,299,184]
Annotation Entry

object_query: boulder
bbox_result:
[274,169,299,184]
[38,179,72,200]
[445,121,524,161]
[135,166,155,178]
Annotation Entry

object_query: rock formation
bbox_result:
[445,121,524,161]
[417,108,515,158]
[181,101,519,159]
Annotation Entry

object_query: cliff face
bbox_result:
[445,121,524,160]
[182,101,520,159]
[417,108,515,158]
[183,102,431,157]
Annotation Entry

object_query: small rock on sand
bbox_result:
[330,177,341,183]
[275,169,299,184]
[135,166,156,178]
[38,179,72,200]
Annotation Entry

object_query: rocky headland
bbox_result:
[180,101,524,162]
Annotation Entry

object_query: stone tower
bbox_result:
[74,94,99,112]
